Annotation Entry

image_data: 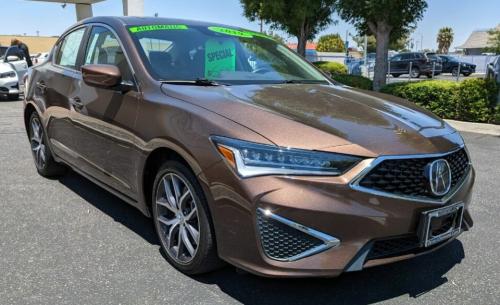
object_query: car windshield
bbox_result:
[128,24,328,85]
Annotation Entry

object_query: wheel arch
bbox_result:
[24,103,38,137]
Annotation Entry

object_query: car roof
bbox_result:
[77,16,248,32]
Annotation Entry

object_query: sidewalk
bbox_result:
[445,119,500,136]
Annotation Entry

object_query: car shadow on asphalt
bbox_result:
[195,240,465,304]
[59,169,465,305]
[58,170,159,245]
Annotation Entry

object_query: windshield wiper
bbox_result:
[161,78,230,86]
[281,80,328,84]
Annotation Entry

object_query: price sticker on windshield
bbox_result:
[205,39,236,79]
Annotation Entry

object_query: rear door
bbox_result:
[38,26,89,164]
[68,25,141,198]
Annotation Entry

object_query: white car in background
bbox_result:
[0,62,20,100]
[33,52,49,65]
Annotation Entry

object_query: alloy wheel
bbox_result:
[154,173,200,265]
[30,117,46,169]
[410,68,419,78]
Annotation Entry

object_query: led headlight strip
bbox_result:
[211,136,362,178]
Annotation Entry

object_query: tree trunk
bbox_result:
[297,22,307,57]
[373,24,391,91]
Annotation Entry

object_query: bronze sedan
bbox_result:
[23,17,474,278]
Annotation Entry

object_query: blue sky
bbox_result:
[1,0,499,50]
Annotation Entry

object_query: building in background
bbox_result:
[457,24,500,55]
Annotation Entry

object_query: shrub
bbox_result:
[313,61,348,75]
[332,74,373,90]
[316,34,345,52]
[381,79,500,124]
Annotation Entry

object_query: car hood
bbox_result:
[0,62,15,74]
[161,83,462,157]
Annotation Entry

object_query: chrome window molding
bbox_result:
[349,145,472,205]
[257,208,340,262]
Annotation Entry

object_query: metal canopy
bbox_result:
[28,0,105,4]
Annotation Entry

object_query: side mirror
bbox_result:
[81,64,122,89]
[6,55,20,62]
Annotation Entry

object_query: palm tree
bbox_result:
[437,27,454,54]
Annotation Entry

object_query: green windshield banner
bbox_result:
[207,26,253,38]
[205,39,236,78]
[128,24,188,33]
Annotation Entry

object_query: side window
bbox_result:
[400,54,410,60]
[84,26,133,82]
[391,55,401,61]
[55,28,86,69]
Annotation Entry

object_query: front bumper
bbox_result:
[204,151,475,278]
[0,79,20,96]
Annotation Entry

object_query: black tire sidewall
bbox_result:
[28,112,65,177]
[151,160,218,274]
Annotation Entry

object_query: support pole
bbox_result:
[123,0,144,16]
[75,3,92,21]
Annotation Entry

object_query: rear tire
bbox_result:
[391,74,401,78]
[451,67,459,77]
[463,73,471,77]
[152,160,222,275]
[28,112,66,177]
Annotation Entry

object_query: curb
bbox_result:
[445,119,500,136]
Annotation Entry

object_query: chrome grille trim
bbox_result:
[349,145,472,204]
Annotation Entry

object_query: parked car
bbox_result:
[24,17,474,278]
[0,46,8,59]
[304,49,318,62]
[33,52,50,65]
[0,62,20,100]
[3,45,28,81]
[437,55,476,76]
[389,52,442,78]
[486,56,499,83]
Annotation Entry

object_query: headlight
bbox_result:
[0,71,16,78]
[211,136,363,177]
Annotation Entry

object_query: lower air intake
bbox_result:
[256,208,339,261]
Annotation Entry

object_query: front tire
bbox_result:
[152,160,222,275]
[28,112,66,177]
[410,67,420,78]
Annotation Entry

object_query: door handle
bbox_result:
[36,81,47,94]
[70,97,84,110]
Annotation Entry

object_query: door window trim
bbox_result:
[84,23,140,91]
[52,25,90,73]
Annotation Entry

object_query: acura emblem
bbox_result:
[426,159,452,196]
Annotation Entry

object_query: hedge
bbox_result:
[313,61,347,75]
[381,79,500,124]
[313,61,373,90]
[331,74,373,90]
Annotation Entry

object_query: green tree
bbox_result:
[335,0,428,91]
[316,33,345,52]
[240,0,336,56]
[436,27,454,54]
[486,28,500,54]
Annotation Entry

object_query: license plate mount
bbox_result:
[418,202,464,248]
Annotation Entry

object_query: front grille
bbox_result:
[358,148,469,199]
[256,209,323,261]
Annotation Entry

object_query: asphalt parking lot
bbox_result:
[0,98,499,305]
